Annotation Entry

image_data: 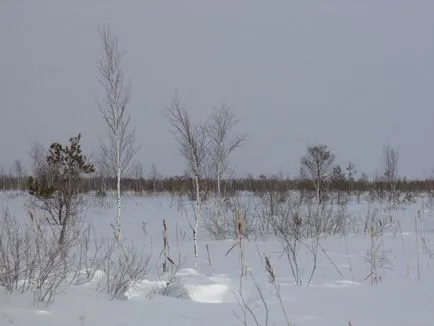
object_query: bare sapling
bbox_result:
[97,26,140,242]
[208,104,246,198]
[208,105,246,229]
[167,94,208,270]
[382,144,399,223]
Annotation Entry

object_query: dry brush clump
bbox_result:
[0,207,152,303]
[0,207,89,304]
[147,221,187,299]
[97,240,151,300]
[363,208,392,286]
[203,195,261,240]
[258,188,348,286]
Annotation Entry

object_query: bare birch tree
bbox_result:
[167,94,208,269]
[383,144,399,197]
[382,144,399,220]
[29,141,47,181]
[13,159,25,191]
[300,144,335,235]
[97,26,139,242]
[300,144,335,205]
[208,104,246,198]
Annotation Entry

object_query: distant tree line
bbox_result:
[0,170,433,196]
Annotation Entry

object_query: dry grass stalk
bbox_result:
[206,243,212,266]
[237,210,247,277]
[264,255,275,283]
[162,219,169,272]
[263,254,290,326]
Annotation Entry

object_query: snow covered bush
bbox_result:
[97,240,151,300]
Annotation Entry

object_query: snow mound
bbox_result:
[321,280,361,288]
[126,269,236,304]
[174,269,236,304]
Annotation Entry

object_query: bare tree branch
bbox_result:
[167,93,208,270]
[208,104,246,197]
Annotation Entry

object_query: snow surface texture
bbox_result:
[1,191,434,326]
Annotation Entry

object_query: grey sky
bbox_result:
[1,0,433,179]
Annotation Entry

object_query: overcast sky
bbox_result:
[1,0,433,179]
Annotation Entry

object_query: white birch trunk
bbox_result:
[194,174,200,270]
[116,132,121,242]
[217,164,221,198]
[216,164,223,227]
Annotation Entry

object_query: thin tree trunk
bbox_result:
[116,134,121,242]
[194,175,200,270]
[217,165,221,198]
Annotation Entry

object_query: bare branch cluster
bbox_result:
[98,26,139,179]
[168,95,209,181]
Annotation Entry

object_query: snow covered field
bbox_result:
[1,0,434,324]
[1,191,433,326]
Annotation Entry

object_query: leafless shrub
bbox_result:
[29,209,89,305]
[263,192,340,285]
[0,208,34,293]
[363,208,392,286]
[98,241,151,300]
[0,207,87,305]
[256,189,289,238]
[304,195,341,237]
[263,194,305,285]
[69,225,108,286]
[31,228,69,304]
[203,196,260,240]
